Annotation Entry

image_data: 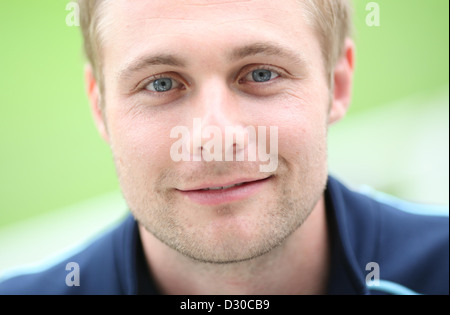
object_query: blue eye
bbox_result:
[246,69,279,83]
[145,78,180,92]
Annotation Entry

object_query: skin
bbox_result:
[86,0,354,294]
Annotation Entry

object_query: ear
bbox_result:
[84,65,110,143]
[328,38,355,125]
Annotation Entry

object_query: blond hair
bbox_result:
[78,0,352,92]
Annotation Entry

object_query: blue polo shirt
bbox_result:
[0,176,448,295]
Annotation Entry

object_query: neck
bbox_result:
[139,196,330,295]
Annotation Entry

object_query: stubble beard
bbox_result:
[119,153,328,265]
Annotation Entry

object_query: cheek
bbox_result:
[264,87,329,165]
[106,104,175,176]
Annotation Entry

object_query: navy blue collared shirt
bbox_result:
[0,176,448,295]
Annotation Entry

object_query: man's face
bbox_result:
[99,0,332,263]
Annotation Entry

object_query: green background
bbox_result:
[0,0,448,232]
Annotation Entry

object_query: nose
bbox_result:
[189,77,250,161]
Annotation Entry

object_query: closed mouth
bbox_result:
[177,176,274,206]
[180,176,273,192]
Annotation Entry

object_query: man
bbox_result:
[0,0,448,295]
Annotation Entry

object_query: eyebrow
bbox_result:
[117,41,306,80]
[117,54,187,80]
[228,42,306,67]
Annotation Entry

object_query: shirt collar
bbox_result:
[325,176,370,295]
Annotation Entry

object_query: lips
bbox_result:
[177,176,273,206]
[197,181,247,191]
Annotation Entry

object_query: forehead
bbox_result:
[100,0,316,70]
